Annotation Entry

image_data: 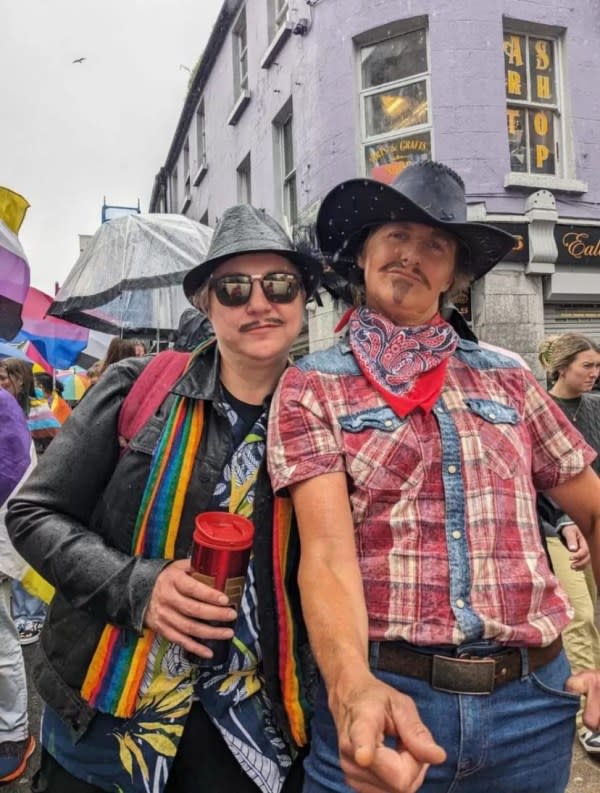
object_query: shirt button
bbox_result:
[456,599,465,609]
[452,530,462,539]
[488,412,496,420]
[384,419,393,427]
[447,464,457,474]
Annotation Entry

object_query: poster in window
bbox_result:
[365,132,431,183]
[528,108,555,174]
[503,33,528,100]
[529,38,555,105]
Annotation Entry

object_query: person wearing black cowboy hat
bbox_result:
[267,161,600,793]
[7,205,320,793]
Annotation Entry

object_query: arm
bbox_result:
[6,358,167,632]
[0,390,31,505]
[557,523,591,570]
[546,467,600,586]
[291,472,445,793]
[546,467,600,732]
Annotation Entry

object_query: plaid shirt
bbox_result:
[267,338,596,648]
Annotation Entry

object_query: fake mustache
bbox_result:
[239,319,285,333]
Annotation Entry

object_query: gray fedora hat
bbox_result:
[316,161,516,283]
[183,204,322,300]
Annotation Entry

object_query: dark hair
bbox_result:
[35,372,65,396]
[0,357,34,415]
[100,338,138,373]
[35,372,54,395]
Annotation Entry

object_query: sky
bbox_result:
[2,0,223,296]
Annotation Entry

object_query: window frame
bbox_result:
[357,25,433,179]
[503,25,564,178]
[193,100,208,185]
[274,0,289,30]
[237,152,252,204]
[233,6,249,97]
[170,166,179,213]
[280,112,297,228]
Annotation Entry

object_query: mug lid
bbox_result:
[193,512,255,551]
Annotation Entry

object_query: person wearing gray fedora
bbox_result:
[7,205,320,793]
[268,161,600,792]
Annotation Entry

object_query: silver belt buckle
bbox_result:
[431,654,496,695]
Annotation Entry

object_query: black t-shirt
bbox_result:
[221,385,265,436]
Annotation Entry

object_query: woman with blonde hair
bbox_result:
[539,332,600,755]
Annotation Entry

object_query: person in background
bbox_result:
[0,358,58,645]
[34,372,72,424]
[98,337,137,375]
[538,333,600,756]
[268,161,600,793]
[86,361,103,389]
[133,339,147,357]
[7,205,321,793]
[0,387,36,784]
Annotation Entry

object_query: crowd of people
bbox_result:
[1,161,600,793]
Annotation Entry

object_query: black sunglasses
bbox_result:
[209,272,302,307]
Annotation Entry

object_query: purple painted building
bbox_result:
[149,0,600,368]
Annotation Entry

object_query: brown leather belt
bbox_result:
[373,636,563,695]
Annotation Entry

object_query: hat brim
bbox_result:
[183,248,322,303]
[316,179,516,283]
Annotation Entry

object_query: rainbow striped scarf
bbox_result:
[81,395,204,717]
[272,495,309,747]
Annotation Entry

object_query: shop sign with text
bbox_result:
[555,225,600,265]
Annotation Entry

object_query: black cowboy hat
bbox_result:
[316,161,516,283]
[183,204,322,300]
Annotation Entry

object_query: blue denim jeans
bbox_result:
[10,580,46,626]
[304,650,579,793]
[0,579,28,741]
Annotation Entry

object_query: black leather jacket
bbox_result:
[7,348,301,744]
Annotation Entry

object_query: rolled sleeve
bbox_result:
[268,366,344,493]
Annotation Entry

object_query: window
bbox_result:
[268,0,288,38]
[200,209,209,227]
[504,28,561,176]
[193,101,208,185]
[359,28,431,182]
[274,0,288,29]
[233,6,249,97]
[237,153,252,204]
[278,112,297,227]
[196,101,206,165]
[183,138,190,180]
[170,167,178,212]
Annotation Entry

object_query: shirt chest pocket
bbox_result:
[338,406,424,498]
[464,398,522,480]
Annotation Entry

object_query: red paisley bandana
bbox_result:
[348,306,458,417]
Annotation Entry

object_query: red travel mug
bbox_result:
[188,511,255,666]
